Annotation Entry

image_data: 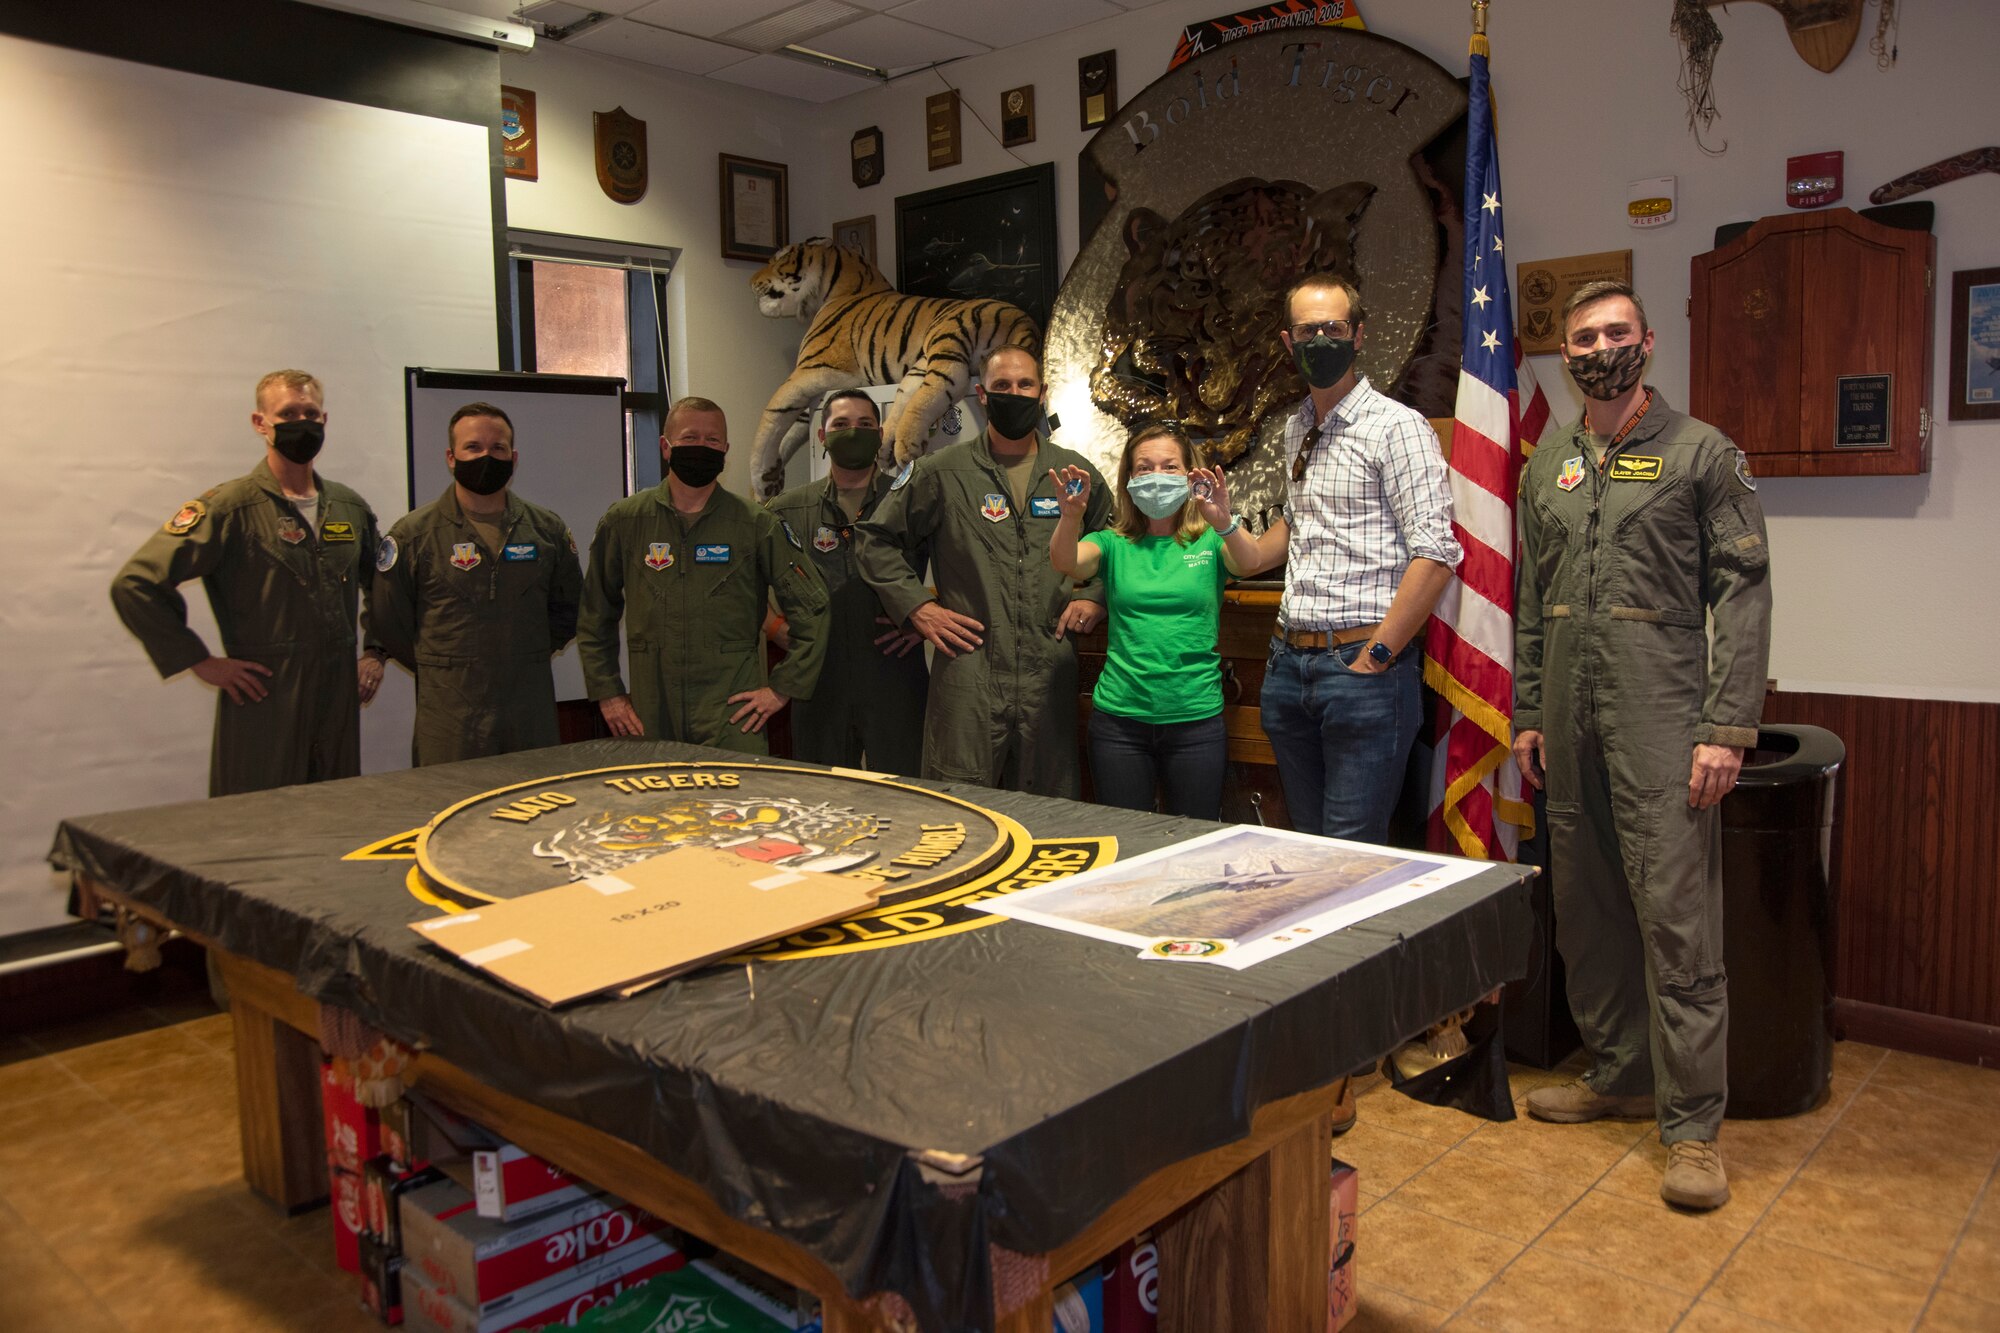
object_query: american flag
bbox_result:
[1421,31,1554,861]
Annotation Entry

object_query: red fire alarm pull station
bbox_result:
[1787,151,1844,208]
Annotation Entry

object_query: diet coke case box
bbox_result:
[399,1176,672,1309]
[403,1233,684,1333]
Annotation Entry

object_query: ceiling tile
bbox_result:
[720,0,865,52]
[622,0,801,39]
[706,51,884,102]
[564,18,752,74]
[887,0,1119,49]
[806,12,987,68]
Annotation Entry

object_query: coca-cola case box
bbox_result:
[402,1233,683,1333]
[404,1093,590,1221]
[323,1060,383,1177]
[333,1166,367,1274]
[399,1176,674,1311]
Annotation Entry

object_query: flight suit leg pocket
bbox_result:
[1632,786,1724,989]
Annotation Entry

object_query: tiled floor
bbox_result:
[1343,1043,2000,1332]
[2,1002,1995,1332]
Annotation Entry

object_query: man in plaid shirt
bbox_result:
[1237,274,1462,842]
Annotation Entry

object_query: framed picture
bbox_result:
[719,153,788,262]
[1949,266,2000,422]
[831,215,878,268]
[895,163,1059,333]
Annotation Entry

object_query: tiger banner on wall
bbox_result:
[1168,1,1367,72]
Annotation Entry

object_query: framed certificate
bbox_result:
[719,154,788,262]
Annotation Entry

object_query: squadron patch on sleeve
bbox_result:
[780,519,803,551]
[375,534,399,573]
[890,461,915,491]
[1734,448,1757,492]
[164,500,207,536]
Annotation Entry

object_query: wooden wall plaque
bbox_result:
[925,91,961,171]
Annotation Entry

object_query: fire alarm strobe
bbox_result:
[1787,151,1844,209]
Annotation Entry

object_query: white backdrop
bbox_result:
[0,35,498,936]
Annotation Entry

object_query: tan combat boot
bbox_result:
[1661,1140,1730,1210]
[1524,1077,1654,1123]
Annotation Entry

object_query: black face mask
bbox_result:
[1565,342,1649,401]
[983,391,1043,442]
[667,444,727,488]
[824,427,883,471]
[271,419,324,465]
[453,454,514,496]
[1293,335,1358,390]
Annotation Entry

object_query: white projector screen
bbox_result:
[0,34,498,936]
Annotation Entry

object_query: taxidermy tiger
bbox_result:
[748,239,1040,499]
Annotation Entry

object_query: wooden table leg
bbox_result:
[228,977,328,1212]
[1155,1108,1333,1333]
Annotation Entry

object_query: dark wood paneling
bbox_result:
[1762,690,2000,1028]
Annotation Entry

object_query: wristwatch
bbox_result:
[1368,641,1393,665]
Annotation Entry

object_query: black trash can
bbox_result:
[1721,723,1844,1118]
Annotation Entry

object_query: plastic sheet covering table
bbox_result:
[51,739,1533,1332]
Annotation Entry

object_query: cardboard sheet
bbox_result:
[411,845,884,1004]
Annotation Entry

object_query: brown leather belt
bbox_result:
[1282,623,1380,650]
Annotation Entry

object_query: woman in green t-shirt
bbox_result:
[1049,422,1266,818]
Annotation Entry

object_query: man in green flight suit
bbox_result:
[578,396,829,754]
[112,369,384,797]
[762,389,927,775]
[1513,281,1772,1213]
[855,346,1113,798]
[371,401,584,765]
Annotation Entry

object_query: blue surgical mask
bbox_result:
[1127,472,1191,520]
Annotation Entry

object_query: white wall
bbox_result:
[0,35,495,935]
[800,0,2000,702]
[498,40,830,498]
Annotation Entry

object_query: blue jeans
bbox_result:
[1260,639,1422,841]
[1087,709,1227,820]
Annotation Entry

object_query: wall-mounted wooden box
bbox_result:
[1690,207,1934,476]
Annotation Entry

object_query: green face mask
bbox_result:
[824,426,882,470]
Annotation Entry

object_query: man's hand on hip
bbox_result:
[908,601,984,657]
[1688,743,1743,809]
[728,686,789,734]
[193,656,272,706]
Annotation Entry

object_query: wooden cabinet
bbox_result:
[1690,207,1934,476]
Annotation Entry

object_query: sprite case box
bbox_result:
[561,1260,819,1332]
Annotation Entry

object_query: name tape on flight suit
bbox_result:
[694,544,731,564]
[1028,497,1061,517]
[322,521,358,542]
[1609,455,1663,481]
[503,543,538,562]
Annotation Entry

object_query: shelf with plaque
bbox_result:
[1689,206,1934,476]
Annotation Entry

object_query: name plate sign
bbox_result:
[1835,373,1892,448]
